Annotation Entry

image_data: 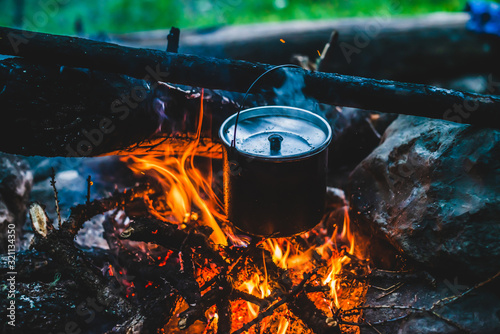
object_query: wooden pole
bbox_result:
[0,26,499,128]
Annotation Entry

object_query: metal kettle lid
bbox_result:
[219,106,332,159]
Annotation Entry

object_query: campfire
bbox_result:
[25,92,370,334]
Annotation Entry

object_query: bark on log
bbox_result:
[0,57,156,157]
[1,26,499,131]
[114,13,500,83]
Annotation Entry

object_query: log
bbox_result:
[0,57,238,157]
[28,199,181,333]
[119,217,226,267]
[1,26,500,130]
[116,13,500,83]
[0,280,118,334]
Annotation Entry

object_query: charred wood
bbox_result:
[62,183,155,237]
[103,218,184,333]
[166,27,180,53]
[119,217,227,267]
[178,285,219,329]
[215,276,233,334]
[289,292,340,334]
[0,249,55,282]
[29,203,134,319]
[119,218,225,308]
[106,285,178,334]
[0,280,118,333]
[0,248,110,283]
[27,201,180,333]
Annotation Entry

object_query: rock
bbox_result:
[0,153,33,252]
[349,115,500,278]
[325,186,347,210]
[360,269,500,334]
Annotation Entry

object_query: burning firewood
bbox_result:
[114,213,349,333]
[19,179,372,334]
[18,138,371,334]
[26,182,190,333]
[119,217,226,268]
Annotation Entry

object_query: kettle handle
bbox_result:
[231,64,302,149]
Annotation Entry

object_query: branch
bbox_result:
[432,271,500,308]
[50,168,62,227]
[166,27,180,53]
[61,183,155,237]
[119,217,227,268]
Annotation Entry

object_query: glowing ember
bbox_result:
[277,317,289,334]
[122,90,369,333]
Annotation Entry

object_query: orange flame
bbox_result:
[322,207,355,309]
[259,206,357,310]
[123,89,227,246]
[239,273,262,318]
[265,238,291,270]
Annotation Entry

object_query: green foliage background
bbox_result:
[0,0,471,35]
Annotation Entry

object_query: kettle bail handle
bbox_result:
[231,64,302,151]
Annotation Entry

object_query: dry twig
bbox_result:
[50,168,62,227]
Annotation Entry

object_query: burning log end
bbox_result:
[118,218,182,249]
[29,202,53,238]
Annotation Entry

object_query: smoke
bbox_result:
[273,68,339,125]
[273,70,311,109]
